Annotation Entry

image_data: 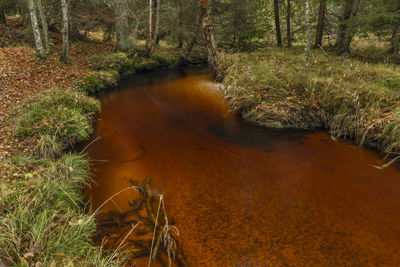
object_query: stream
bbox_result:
[86,67,400,266]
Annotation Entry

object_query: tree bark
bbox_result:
[177,0,183,48]
[286,0,291,47]
[26,0,44,56]
[273,0,282,47]
[335,0,361,54]
[200,0,218,72]
[147,0,153,53]
[114,0,132,51]
[314,0,327,48]
[305,0,311,59]
[149,0,160,55]
[37,0,50,53]
[391,22,399,54]
[60,0,69,62]
[0,7,6,24]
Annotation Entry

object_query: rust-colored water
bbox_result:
[87,68,400,266]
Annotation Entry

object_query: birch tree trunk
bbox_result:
[200,0,218,72]
[149,0,160,55]
[286,0,291,47]
[177,0,183,48]
[147,0,153,52]
[114,0,132,51]
[305,0,311,59]
[60,0,69,62]
[37,0,50,53]
[273,0,282,47]
[26,0,44,56]
[314,0,327,48]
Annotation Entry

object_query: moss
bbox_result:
[78,71,119,95]
[89,52,131,73]
[219,47,400,155]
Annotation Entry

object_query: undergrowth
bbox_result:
[219,47,400,155]
[0,154,122,266]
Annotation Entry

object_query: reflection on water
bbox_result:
[86,67,400,266]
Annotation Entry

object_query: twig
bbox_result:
[148,194,163,267]
[80,136,102,154]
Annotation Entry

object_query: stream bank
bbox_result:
[217,47,400,157]
[0,41,206,266]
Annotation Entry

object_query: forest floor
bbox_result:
[218,47,400,157]
[0,43,115,161]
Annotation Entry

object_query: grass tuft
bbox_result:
[14,89,100,158]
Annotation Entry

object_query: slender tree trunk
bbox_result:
[389,1,400,54]
[200,0,218,72]
[314,0,327,48]
[149,0,160,55]
[36,0,50,53]
[0,8,6,24]
[26,0,44,56]
[132,14,139,45]
[177,0,183,48]
[147,0,153,52]
[391,22,399,54]
[60,0,69,62]
[273,0,282,47]
[114,0,132,51]
[305,0,311,59]
[233,0,237,46]
[335,0,356,54]
[286,0,291,47]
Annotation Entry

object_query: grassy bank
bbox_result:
[0,40,207,265]
[218,47,400,155]
[0,90,123,265]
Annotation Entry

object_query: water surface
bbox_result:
[87,68,400,266]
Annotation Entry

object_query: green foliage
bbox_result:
[0,154,122,266]
[14,89,100,158]
[220,47,400,154]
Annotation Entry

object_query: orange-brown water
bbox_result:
[86,68,400,266]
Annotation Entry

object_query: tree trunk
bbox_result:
[177,0,183,48]
[114,0,132,51]
[273,0,282,47]
[200,0,218,72]
[391,22,399,54]
[0,8,6,24]
[149,0,160,55]
[305,0,311,59]
[147,0,153,53]
[37,0,50,53]
[340,0,361,53]
[335,0,361,54]
[132,14,139,45]
[26,0,44,56]
[60,0,69,62]
[314,0,327,48]
[286,0,291,47]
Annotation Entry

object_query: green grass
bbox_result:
[218,47,400,155]
[0,154,123,266]
[14,89,100,158]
